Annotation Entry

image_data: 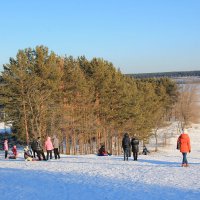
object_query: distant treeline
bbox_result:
[127,71,200,79]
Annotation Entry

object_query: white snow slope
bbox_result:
[0,123,200,200]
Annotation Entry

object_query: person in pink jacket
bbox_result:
[45,136,54,160]
[4,139,8,159]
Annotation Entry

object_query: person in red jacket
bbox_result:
[12,145,18,158]
[177,129,191,167]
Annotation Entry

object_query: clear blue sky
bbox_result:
[0,0,200,73]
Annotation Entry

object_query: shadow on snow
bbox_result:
[0,167,199,200]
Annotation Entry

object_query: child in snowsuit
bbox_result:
[12,145,17,158]
[98,145,108,156]
[8,145,17,159]
[24,146,33,161]
[142,145,150,155]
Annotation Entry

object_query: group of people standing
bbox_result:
[29,135,60,161]
[121,128,192,167]
[3,135,60,161]
[122,133,140,161]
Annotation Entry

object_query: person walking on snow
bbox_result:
[122,133,131,161]
[45,136,54,160]
[131,137,139,161]
[177,129,191,167]
[52,135,60,159]
[4,139,8,159]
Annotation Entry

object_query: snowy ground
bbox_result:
[0,124,200,200]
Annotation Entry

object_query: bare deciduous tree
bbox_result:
[175,84,200,130]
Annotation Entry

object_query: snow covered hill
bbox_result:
[0,124,200,200]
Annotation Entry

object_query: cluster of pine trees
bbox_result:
[0,46,178,155]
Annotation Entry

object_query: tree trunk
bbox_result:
[22,100,29,145]
[65,132,70,155]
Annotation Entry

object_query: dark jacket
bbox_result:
[35,139,43,151]
[122,134,131,150]
[142,146,150,155]
[31,139,37,151]
[131,138,139,152]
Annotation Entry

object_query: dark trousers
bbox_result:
[124,148,129,161]
[133,152,138,160]
[54,148,60,159]
[129,149,131,157]
[182,153,188,164]
[143,151,147,155]
[5,150,8,159]
[32,150,36,158]
[36,150,46,160]
[46,150,52,160]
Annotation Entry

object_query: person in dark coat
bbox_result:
[35,137,46,161]
[131,137,139,161]
[31,139,37,158]
[122,133,131,161]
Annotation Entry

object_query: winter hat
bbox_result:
[185,129,188,134]
[124,132,129,137]
[24,146,29,151]
[53,135,57,139]
[184,129,188,134]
